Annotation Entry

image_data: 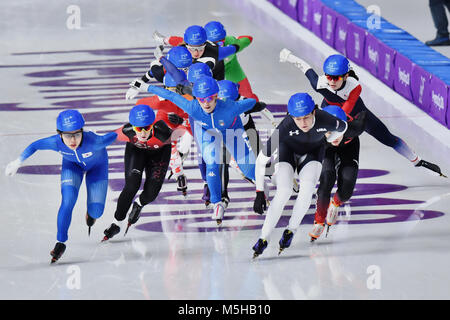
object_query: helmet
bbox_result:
[204,21,226,42]
[183,25,207,45]
[188,62,212,83]
[323,54,350,75]
[287,93,315,117]
[167,46,192,69]
[164,71,186,87]
[218,80,239,101]
[322,105,347,121]
[129,104,155,127]
[56,109,85,131]
[192,76,219,98]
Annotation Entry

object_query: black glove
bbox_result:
[245,101,267,115]
[168,113,184,125]
[345,111,366,138]
[253,191,267,215]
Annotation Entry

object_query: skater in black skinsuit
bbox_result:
[279,48,446,178]
[102,104,181,241]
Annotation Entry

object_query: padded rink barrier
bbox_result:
[268,0,450,129]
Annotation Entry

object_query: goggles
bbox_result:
[325,74,344,82]
[133,124,152,133]
[197,94,216,103]
[61,130,82,139]
[186,44,206,52]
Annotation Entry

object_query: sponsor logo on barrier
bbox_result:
[326,15,333,40]
[431,91,445,110]
[384,54,391,80]
[398,68,410,86]
[338,28,347,41]
[354,33,361,59]
[314,12,322,26]
[368,46,378,64]
[419,76,426,104]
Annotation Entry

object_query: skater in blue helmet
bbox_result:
[135,76,258,226]
[5,109,117,263]
[279,48,446,178]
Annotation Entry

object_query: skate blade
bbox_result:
[252,252,260,259]
[124,224,131,237]
[216,219,222,226]
[310,237,317,243]
[278,248,285,255]
[88,226,91,237]
[440,173,448,178]
[101,236,109,242]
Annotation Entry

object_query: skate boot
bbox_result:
[415,160,447,178]
[85,213,96,237]
[278,229,294,255]
[212,202,225,226]
[102,223,121,242]
[50,242,66,264]
[309,221,325,242]
[177,174,188,197]
[252,238,268,259]
[325,200,340,237]
[125,201,143,236]
[221,190,230,209]
[202,184,211,208]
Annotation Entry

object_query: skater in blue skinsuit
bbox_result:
[135,76,257,225]
[5,109,117,263]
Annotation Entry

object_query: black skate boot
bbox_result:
[278,229,294,255]
[86,213,96,237]
[50,242,66,264]
[252,238,268,259]
[124,201,143,236]
[177,174,188,197]
[415,160,447,178]
[102,223,121,242]
[202,184,211,208]
[221,190,230,209]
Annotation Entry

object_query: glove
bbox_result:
[126,78,150,100]
[5,158,22,176]
[279,48,311,73]
[253,191,267,215]
[279,48,293,63]
[168,113,184,125]
[345,111,367,138]
[125,87,140,100]
[153,30,167,45]
[153,45,164,61]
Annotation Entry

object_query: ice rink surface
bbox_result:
[1,0,449,300]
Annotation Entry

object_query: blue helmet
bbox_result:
[129,104,155,127]
[183,25,207,45]
[322,105,347,121]
[204,21,226,42]
[167,46,192,69]
[56,109,85,131]
[323,54,350,75]
[218,80,239,101]
[164,71,186,87]
[192,76,219,98]
[287,93,316,117]
[188,62,212,83]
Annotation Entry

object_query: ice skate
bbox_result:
[176,174,188,198]
[252,238,268,259]
[221,190,230,209]
[292,178,299,193]
[415,159,447,178]
[85,213,96,237]
[278,229,294,255]
[102,223,121,242]
[309,221,325,242]
[325,200,339,237]
[125,201,143,236]
[50,242,66,264]
[202,184,211,208]
[212,202,225,226]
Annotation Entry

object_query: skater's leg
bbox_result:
[259,162,294,240]
[140,145,171,205]
[57,160,83,243]
[85,158,109,220]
